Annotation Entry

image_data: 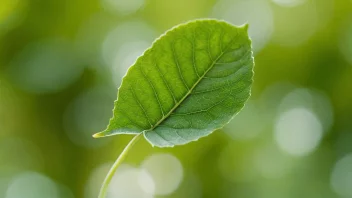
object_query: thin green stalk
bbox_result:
[98,133,142,198]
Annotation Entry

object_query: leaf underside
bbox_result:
[94,19,254,147]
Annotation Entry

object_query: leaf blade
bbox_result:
[94,19,254,147]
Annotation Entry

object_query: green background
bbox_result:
[0,0,352,197]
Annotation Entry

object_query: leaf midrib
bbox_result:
[144,36,237,133]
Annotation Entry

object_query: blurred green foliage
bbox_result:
[0,0,352,198]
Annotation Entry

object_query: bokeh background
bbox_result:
[1,0,352,197]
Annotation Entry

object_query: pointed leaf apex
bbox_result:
[242,23,249,31]
[93,132,105,138]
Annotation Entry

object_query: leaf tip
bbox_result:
[92,132,105,138]
[241,23,249,31]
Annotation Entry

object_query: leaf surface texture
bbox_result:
[94,19,254,147]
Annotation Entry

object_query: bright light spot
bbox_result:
[7,39,83,94]
[108,166,154,198]
[223,101,265,140]
[253,145,293,179]
[271,0,306,7]
[85,164,149,198]
[112,41,150,81]
[102,21,155,85]
[141,153,183,195]
[101,0,144,16]
[278,88,313,110]
[63,87,114,148]
[331,153,352,197]
[279,88,334,132]
[5,172,59,198]
[85,163,112,198]
[138,169,155,195]
[212,0,274,53]
[272,0,334,46]
[258,82,296,112]
[339,16,352,65]
[274,108,323,156]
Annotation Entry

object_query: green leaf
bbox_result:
[94,19,254,147]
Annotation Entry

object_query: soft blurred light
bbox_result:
[271,0,334,46]
[85,163,151,198]
[85,163,112,198]
[102,20,155,85]
[0,178,10,197]
[331,153,352,197]
[0,0,351,197]
[223,101,265,140]
[278,88,334,133]
[279,88,314,109]
[138,169,155,195]
[5,171,59,198]
[258,82,296,111]
[108,165,153,198]
[271,2,317,46]
[253,144,294,179]
[314,0,334,29]
[101,0,144,16]
[339,16,352,65]
[141,153,183,195]
[271,0,306,7]
[274,107,323,156]
[112,41,150,81]
[75,13,112,67]
[63,86,114,148]
[7,39,83,94]
[212,0,273,53]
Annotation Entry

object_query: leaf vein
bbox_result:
[138,64,165,117]
[153,62,178,103]
[170,93,234,116]
[119,110,145,129]
[192,30,200,78]
[171,41,190,90]
[129,86,153,127]
[192,73,247,94]
[145,34,239,132]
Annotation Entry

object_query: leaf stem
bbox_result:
[98,133,142,198]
